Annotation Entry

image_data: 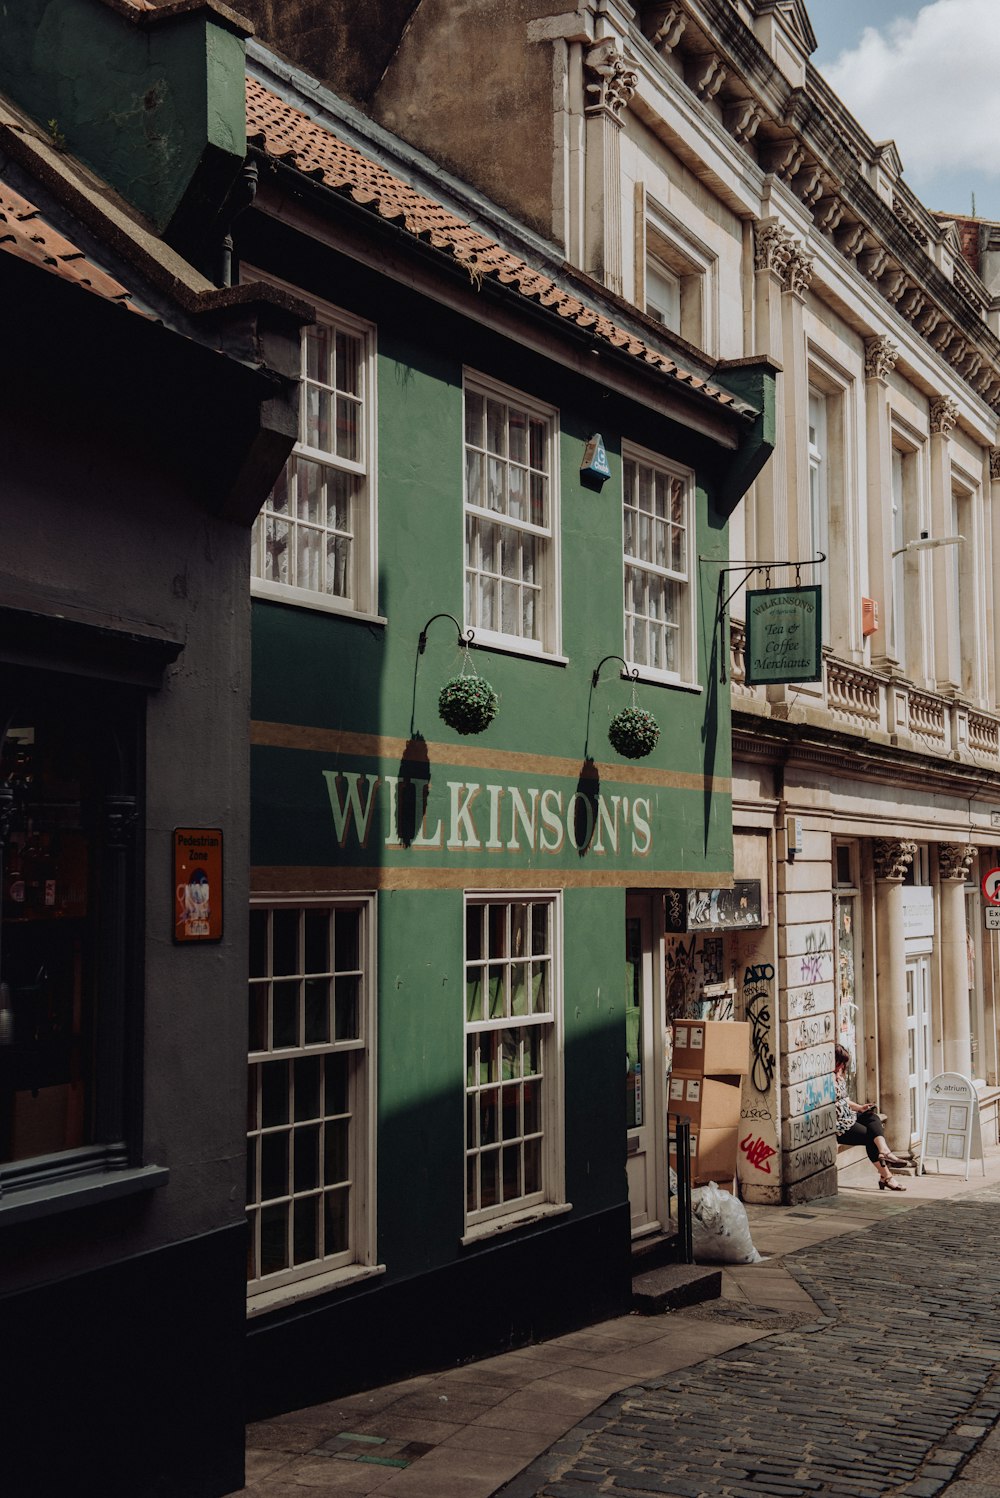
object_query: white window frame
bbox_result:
[644,254,682,334]
[621,442,697,686]
[807,387,833,648]
[889,419,929,684]
[462,891,566,1239]
[637,191,717,353]
[462,370,561,658]
[246,894,378,1309]
[949,469,980,699]
[250,285,379,620]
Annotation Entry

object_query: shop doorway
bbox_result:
[625,894,666,1236]
[905,954,932,1137]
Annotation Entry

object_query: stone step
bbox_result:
[630,1228,680,1275]
[631,1262,722,1315]
[837,1143,917,1188]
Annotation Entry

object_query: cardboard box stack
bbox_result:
[668,1020,750,1191]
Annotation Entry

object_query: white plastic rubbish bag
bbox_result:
[690,1180,763,1264]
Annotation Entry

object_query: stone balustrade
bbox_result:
[729,622,1000,766]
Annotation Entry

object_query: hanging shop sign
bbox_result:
[920,1072,985,1182]
[173,827,223,943]
[744,586,822,685]
[664,880,763,933]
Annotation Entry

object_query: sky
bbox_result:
[808,0,1000,222]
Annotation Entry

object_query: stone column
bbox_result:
[751,219,793,564]
[873,838,916,1145]
[928,396,958,689]
[583,37,637,295]
[782,245,814,570]
[989,448,1000,710]
[864,337,900,667]
[939,843,975,1078]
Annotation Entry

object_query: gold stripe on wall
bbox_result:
[251,721,731,795]
[251,866,733,893]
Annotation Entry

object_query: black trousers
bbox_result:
[837,1111,884,1163]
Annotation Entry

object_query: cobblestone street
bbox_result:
[498,1186,1000,1498]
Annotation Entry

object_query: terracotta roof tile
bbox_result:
[0,182,140,310]
[246,78,749,417]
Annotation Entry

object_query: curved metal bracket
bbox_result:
[418,613,475,654]
[592,654,638,689]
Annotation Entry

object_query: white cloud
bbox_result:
[822,0,1000,182]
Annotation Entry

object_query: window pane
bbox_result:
[261,1132,288,1203]
[465,389,484,447]
[272,981,299,1049]
[293,1194,319,1265]
[335,396,360,463]
[336,908,360,971]
[260,1203,289,1276]
[524,1137,541,1195]
[326,1052,349,1114]
[250,910,268,978]
[294,1056,321,1121]
[530,904,549,955]
[272,909,299,976]
[479,1150,500,1209]
[486,399,505,455]
[249,986,268,1052]
[336,329,361,396]
[304,978,330,1044]
[306,324,331,385]
[324,1118,350,1183]
[502,1144,521,1201]
[294,1126,320,1193]
[335,975,359,1040]
[324,1189,350,1254]
[261,1060,289,1127]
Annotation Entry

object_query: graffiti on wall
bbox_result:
[736,941,780,1184]
[740,1131,777,1173]
[743,963,775,1094]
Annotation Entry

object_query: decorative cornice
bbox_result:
[864,335,898,382]
[938,843,975,881]
[929,395,959,436]
[646,2,688,54]
[692,53,727,102]
[873,838,917,882]
[584,39,638,122]
[724,98,764,147]
[635,0,1000,414]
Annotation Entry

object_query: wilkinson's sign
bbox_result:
[322,770,654,858]
[745,586,822,685]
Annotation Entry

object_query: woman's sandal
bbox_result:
[878,1173,906,1191]
[882,1153,909,1168]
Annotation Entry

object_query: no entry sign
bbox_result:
[982,866,1000,905]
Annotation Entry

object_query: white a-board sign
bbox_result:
[920,1073,985,1180]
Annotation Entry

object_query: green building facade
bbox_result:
[241,63,776,1413]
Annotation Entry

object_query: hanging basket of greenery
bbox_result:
[438,673,500,735]
[608,704,660,760]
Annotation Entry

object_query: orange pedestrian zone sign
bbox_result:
[173,828,223,942]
